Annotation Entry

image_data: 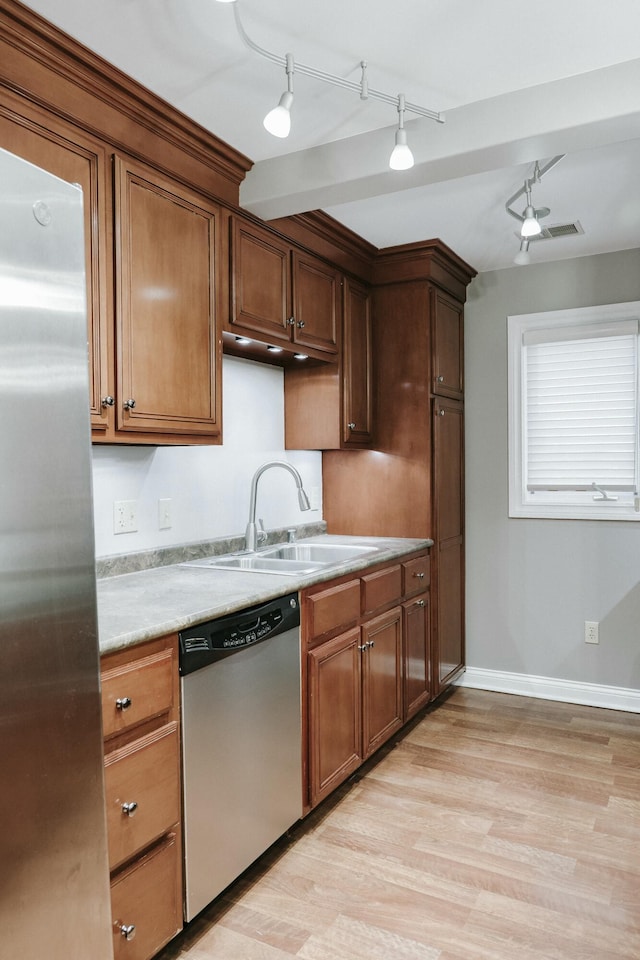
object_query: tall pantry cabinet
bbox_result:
[323,241,476,699]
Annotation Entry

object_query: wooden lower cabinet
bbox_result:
[110,833,182,960]
[402,592,431,720]
[361,607,403,756]
[101,635,182,960]
[308,627,363,807]
[305,553,429,809]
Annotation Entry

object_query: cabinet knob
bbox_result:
[347,422,356,430]
[296,319,305,329]
[358,644,367,652]
[115,696,132,711]
[438,409,445,417]
[415,599,426,607]
[121,801,138,817]
[287,317,296,326]
[124,398,136,410]
[117,923,136,942]
[437,375,445,382]
[413,571,425,579]
[366,640,375,649]
[101,395,115,408]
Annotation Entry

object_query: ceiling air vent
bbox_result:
[539,221,585,240]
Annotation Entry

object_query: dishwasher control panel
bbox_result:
[179,593,299,676]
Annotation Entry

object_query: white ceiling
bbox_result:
[23,0,640,272]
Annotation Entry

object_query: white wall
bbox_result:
[464,248,640,691]
[91,356,323,557]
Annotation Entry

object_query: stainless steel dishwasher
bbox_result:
[179,593,302,921]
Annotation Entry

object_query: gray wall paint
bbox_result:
[465,248,640,689]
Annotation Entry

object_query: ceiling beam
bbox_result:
[240,59,640,220]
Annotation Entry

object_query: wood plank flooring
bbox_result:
[157,688,640,959]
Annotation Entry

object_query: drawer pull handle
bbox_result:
[121,801,138,817]
[115,697,132,711]
[415,599,426,608]
[413,571,425,579]
[118,922,136,942]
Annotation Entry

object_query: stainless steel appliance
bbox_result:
[0,148,113,958]
[179,594,302,921]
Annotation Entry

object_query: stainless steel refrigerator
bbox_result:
[0,147,113,957]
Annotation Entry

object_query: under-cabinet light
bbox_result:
[267,345,283,353]
[293,353,308,360]
[235,337,252,345]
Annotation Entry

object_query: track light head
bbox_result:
[263,91,293,137]
[264,52,294,138]
[389,128,414,170]
[514,238,531,266]
[389,94,414,170]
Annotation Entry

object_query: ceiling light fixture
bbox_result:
[513,238,530,266]
[263,53,294,138]
[214,0,444,168]
[505,155,565,265]
[389,94,414,171]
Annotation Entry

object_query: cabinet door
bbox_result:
[308,628,362,807]
[0,105,111,432]
[402,593,431,720]
[433,398,464,692]
[292,251,340,356]
[342,278,373,446]
[229,216,292,344]
[431,287,464,399]
[114,156,221,438]
[361,607,403,758]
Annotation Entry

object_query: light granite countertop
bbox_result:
[97,533,432,656]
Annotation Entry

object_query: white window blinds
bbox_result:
[508,302,640,520]
[524,321,638,492]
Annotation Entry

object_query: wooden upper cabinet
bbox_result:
[342,277,373,446]
[0,103,111,433]
[114,156,221,439]
[291,250,340,356]
[284,276,372,451]
[431,287,464,399]
[227,216,339,361]
[229,217,291,344]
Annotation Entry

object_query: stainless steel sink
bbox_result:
[182,554,327,576]
[181,540,380,576]
[260,542,379,563]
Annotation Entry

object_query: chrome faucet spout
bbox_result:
[245,460,311,552]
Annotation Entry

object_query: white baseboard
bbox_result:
[454,667,640,713]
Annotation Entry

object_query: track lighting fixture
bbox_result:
[513,238,530,266]
[520,183,542,238]
[389,94,414,171]
[214,0,444,169]
[263,53,294,138]
[505,155,565,265]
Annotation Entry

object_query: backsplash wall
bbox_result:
[91,356,323,558]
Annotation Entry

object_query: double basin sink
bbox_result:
[182,541,379,577]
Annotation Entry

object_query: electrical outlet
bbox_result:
[584,620,599,644]
[158,498,172,529]
[113,500,138,534]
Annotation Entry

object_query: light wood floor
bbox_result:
[158,687,640,959]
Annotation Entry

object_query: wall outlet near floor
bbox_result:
[114,499,138,534]
[158,498,172,529]
[584,620,599,644]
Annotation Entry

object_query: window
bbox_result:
[508,301,640,520]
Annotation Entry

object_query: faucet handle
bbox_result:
[287,528,297,543]
[257,519,267,543]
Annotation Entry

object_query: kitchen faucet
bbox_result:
[245,460,311,552]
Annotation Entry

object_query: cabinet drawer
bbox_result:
[102,648,174,739]
[361,564,402,615]
[104,722,180,871]
[111,834,181,960]
[402,555,431,598]
[306,579,360,642]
